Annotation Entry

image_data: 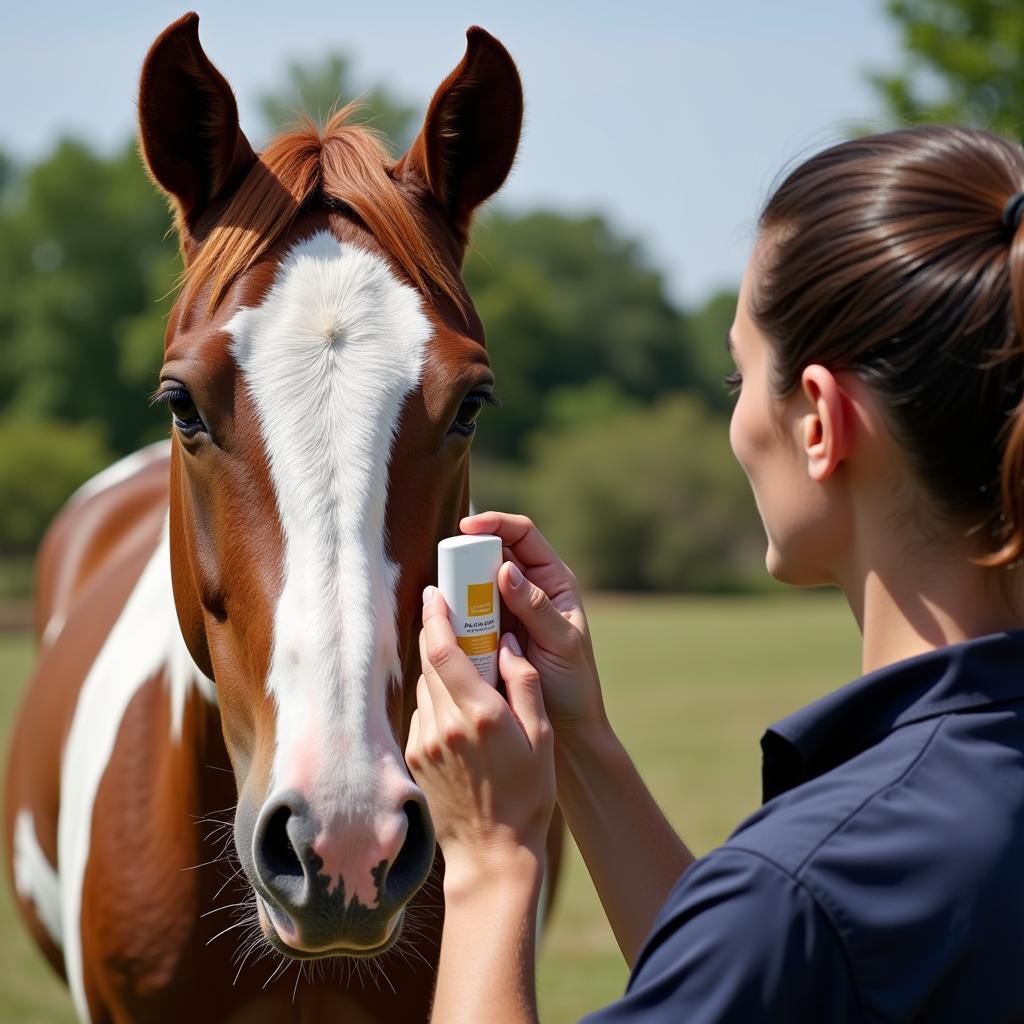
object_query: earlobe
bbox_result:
[801,365,849,483]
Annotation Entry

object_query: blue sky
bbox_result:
[3,1,901,305]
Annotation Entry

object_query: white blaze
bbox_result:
[226,232,431,899]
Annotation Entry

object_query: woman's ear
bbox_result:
[394,27,523,247]
[799,365,852,482]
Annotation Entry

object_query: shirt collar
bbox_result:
[761,630,1024,803]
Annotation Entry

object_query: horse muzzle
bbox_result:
[242,786,435,957]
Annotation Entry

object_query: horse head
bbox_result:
[137,12,521,959]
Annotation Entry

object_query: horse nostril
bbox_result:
[384,799,436,904]
[261,804,303,880]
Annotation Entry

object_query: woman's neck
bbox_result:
[841,540,1024,675]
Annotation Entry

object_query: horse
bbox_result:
[4,12,561,1021]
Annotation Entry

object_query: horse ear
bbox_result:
[138,12,256,233]
[396,27,523,241]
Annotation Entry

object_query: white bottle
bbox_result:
[437,535,502,686]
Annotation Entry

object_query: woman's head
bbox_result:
[730,124,1024,584]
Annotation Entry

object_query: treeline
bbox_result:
[461,213,763,590]
[0,54,763,594]
[0,138,759,593]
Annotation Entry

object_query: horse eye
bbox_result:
[451,394,486,436]
[169,392,198,421]
[154,386,206,436]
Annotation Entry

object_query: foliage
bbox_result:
[0,58,757,593]
[0,139,178,454]
[473,394,765,592]
[872,0,1024,132]
[465,211,702,459]
[684,289,740,415]
[0,149,13,196]
[540,378,641,434]
[0,415,112,557]
[257,53,419,151]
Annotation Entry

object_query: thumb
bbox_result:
[498,561,578,655]
[498,633,550,750]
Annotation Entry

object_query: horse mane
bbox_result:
[180,104,462,314]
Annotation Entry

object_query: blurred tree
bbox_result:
[541,377,641,434]
[0,54,753,596]
[872,0,1024,132]
[489,394,764,592]
[464,211,701,459]
[0,139,177,454]
[0,415,112,556]
[258,53,419,151]
[0,149,14,197]
[685,289,740,415]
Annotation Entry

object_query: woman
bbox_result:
[406,125,1024,1022]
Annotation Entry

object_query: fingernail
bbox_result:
[503,632,523,657]
[422,585,437,605]
[507,562,524,588]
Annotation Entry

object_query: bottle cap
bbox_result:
[437,535,502,597]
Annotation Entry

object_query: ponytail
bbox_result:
[754,125,1024,566]
[983,214,1024,568]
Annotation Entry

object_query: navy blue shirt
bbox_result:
[583,631,1024,1023]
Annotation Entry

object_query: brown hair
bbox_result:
[754,125,1024,566]
[181,105,461,314]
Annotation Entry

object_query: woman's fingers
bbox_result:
[420,589,490,704]
[497,560,580,655]
[461,511,564,572]
[498,634,552,751]
[407,706,420,756]
[406,674,439,771]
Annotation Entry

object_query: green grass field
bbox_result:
[0,591,860,1022]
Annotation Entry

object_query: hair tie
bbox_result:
[1001,191,1024,238]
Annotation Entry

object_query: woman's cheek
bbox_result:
[729,399,758,483]
[728,404,746,469]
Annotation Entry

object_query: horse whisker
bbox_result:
[232,930,267,985]
[207,919,254,946]
[211,865,246,903]
[262,954,291,990]
[291,960,305,1003]
[200,899,254,918]
[183,853,235,872]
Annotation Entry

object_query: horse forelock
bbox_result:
[178,105,464,319]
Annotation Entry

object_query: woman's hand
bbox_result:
[406,587,555,886]
[461,511,608,745]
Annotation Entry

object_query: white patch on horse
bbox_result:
[227,232,431,907]
[40,611,66,648]
[58,525,214,1023]
[13,809,62,949]
[41,440,173,648]
[68,439,171,506]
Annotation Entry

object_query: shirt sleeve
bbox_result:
[580,847,861,1024]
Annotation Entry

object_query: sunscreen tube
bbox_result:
[437,535,502,686]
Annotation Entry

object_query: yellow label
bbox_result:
[457,632,497,656]
[467,582,493,617]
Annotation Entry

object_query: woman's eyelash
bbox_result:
[723,371,743,394]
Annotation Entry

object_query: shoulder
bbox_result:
[735,710,1024,882]
[582,847,862,1024]
[732,714,947,876]
[728,712,1024,1018]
